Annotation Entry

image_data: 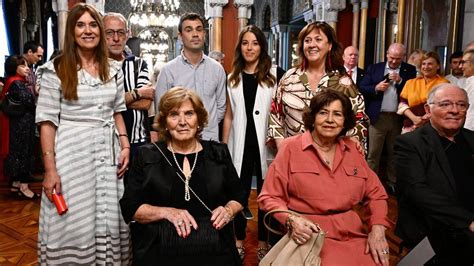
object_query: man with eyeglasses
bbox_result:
[395,83,474,265]
[461,49,474,130]
[359,43,417,195]
[103,13,157,179]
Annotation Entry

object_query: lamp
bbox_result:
[138,26,171,64]
[129,0,180,28]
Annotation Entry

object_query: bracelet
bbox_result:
[43,150,55,157]
[118,134,128,138]
[285,214,297,231]
[224,205,234,220]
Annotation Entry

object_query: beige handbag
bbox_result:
[259,209,325,266]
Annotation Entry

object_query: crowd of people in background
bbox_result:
[0,2,473,265]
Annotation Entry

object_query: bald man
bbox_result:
[359,43,417,194]
[342,46,365,85]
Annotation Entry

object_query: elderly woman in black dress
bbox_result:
[120,87,246,265]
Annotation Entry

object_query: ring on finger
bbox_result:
[382,249,389,255]
[177,220,183,226]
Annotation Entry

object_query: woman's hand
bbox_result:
[42,169,61,202]
[288,215,320,245]
[365,225,389,266]
[211,206,233,230]
[117,148,130,178]
[410,115,422,127]
[165,208,198,238]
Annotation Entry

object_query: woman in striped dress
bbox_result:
[35,4,131,264]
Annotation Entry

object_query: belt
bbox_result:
[60,118,118,165]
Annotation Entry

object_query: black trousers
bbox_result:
[426,228,474,265]
[234,146,267,241]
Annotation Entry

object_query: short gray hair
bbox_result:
[103,12,128,29]
[427,83,468,104]
[208,51,225,60]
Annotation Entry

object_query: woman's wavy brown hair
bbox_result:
[296,21,345,74]
[153,87,208,142]
[228,25,275,88]
[302,89,355,137]
[54,3,110,101]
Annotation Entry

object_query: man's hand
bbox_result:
[138,84,155,100]
[388,72,402,83]
[375,80,390,92]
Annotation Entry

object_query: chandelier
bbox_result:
[128,0,180,28]
[138,27,171,63]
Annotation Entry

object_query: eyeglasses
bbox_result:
[429,101,469,111]
[105,29,127,38]
[459,59,473,65]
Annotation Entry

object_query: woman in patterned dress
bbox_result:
[268,21,369,151]
[36,4,131,264]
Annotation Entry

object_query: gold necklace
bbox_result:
[311,134,334,165]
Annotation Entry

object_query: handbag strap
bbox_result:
[263,209,323,235]
[151,142,213,214]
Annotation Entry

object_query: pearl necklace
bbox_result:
[170,141,198,201]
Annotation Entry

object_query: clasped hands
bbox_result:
[165,206,233,238]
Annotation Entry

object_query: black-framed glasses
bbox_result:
[430,101,469,111]
[105,29,127,38]
[459,59,473,65]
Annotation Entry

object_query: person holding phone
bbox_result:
[359,43,417,194]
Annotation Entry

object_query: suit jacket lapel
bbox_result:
[421,124,457,193]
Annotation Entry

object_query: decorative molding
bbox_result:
[234,0,253,19]
[312,0,346,22]
[206,0,228,18]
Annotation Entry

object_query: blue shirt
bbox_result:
[155,51,227,141]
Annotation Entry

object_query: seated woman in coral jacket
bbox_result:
[258,90,391,265]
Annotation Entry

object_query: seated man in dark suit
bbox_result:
[394,83,474,265]
[359,43,417,193]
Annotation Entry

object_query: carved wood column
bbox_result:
[53,0,68,49]
[351,0,360,47]
[207,0,228,52]
[358,0,368,68]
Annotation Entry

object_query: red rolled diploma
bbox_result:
[52,189,68,215]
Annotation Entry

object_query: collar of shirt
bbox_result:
[344,66,357,72]
[180,50,205,66]
[300,130,351,152]
[385,63,400,72]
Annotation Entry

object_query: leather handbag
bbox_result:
[260,209,325,266]
[1,92,25,117]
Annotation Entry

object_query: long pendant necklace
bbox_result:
[170,141,198,201]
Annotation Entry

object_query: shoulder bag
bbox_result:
[260,209,325,266]
[1,92,25,117]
